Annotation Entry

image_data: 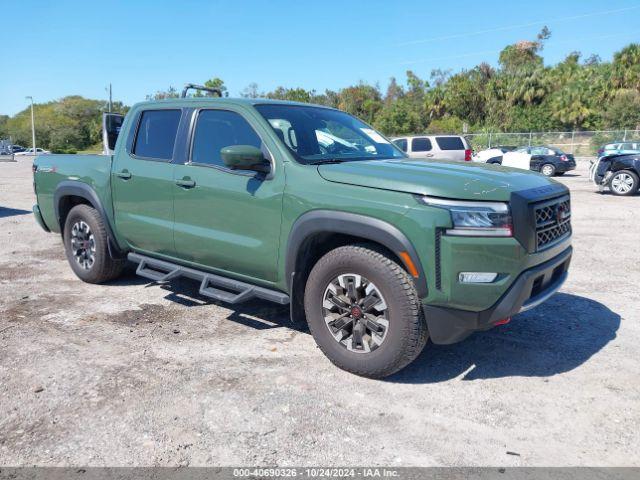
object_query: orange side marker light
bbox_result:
[399,251,420,278]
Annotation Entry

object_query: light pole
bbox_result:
[105,83,112,113]
[25,96,36,153]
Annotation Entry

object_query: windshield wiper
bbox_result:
[308,159,346,165]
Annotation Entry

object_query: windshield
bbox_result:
[254,104,406,164]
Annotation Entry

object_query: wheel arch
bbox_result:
[285,211,428,323]
[610,156,640,175]
[53,181,125,258]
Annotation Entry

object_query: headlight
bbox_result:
[420,197,512,237]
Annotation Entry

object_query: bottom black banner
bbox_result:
[0,467,638,480]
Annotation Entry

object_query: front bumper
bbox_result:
[423,246,572,344]
[32,204,50,232]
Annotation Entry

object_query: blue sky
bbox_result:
[1,0,639,116]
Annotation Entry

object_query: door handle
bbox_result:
[115,170,131,180]
[176,178,196,188]
[425,153,434,157]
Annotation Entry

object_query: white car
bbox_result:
[472,147,516,164]
[14,147,51,156]
[391,135,472,162]
[501,150,532,170]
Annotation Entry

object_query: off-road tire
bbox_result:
[63,204,125,283]
[304,244,428,378]
[609,170,639,196]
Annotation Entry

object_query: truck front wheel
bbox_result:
[63,204,125,283]
[304,245,428,378]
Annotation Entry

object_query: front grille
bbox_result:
[533,195,571,250]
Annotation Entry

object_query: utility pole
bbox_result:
[25,96,36,152]
[106,83,113,113]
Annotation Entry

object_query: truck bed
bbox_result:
[33,154,114,233]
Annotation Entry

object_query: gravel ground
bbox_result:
[0,157,638,467]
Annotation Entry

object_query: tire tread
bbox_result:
[63,204,125,283]
[304,244,428,378]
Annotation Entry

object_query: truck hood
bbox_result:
[317,158,556,201]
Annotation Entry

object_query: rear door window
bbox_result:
[393,138,408,152]
[530,147,547,155]
[411,137,432,152]
[435,137,465,150]
[133,110,181,160]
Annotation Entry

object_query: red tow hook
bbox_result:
[494,317,511,326]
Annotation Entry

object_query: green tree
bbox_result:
[337,83,383,124]
[374,99,423,135]
[146,86,179,100]
[612,43,640,90]
[203,77,228,97]
[0,115,8,138]
[442,68,489,125]
[266,86,313,103]
[311,90,341,108]
[5,96,123,152]
[602,89,640,129]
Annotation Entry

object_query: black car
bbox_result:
[10,145,26,153]
[590,153,640,196]
[512,146,577,176]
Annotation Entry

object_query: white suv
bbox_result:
[391,135,472,162]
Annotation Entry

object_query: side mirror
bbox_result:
[221,145,270,173]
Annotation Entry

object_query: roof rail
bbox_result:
[181,83,222,98]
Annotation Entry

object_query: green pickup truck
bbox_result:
[32,85,572,378]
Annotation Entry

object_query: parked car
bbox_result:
[502,146,576,176]
[472,146,517,164]
[14,147,51,156]
[391,135,472,161]
[589,153,640,196]
[32,87,572,378]
[597,141,640,158]
[11,145,26,153]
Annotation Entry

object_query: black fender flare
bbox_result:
[285,210,428,298]
[53,180,124,258]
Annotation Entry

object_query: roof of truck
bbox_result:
[132,97,336,110]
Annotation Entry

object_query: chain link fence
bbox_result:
[463,129,640,157]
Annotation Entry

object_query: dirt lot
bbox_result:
[0,157,638,467]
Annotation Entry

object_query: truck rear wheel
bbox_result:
[63,204,125,283]
[304,244,428,378]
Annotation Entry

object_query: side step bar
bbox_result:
[128,253,290,305]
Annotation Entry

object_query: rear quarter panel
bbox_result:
[33,154,114,233]
[610,156,640,175]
